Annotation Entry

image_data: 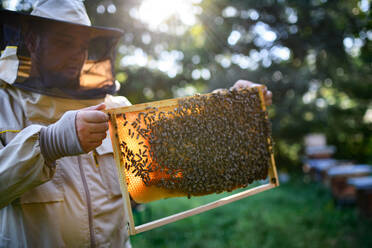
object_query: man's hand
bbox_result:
[39,103,108,162]
[230,80,272,106]
[76,103,109,153]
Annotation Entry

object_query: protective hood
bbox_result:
[0,8,123,99]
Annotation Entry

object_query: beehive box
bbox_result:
[348,176,372,218]
[327,165,372,204]
[107,86,279,235]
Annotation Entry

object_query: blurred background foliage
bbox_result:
[3,0,371,170]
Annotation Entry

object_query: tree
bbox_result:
[3,0,371,167]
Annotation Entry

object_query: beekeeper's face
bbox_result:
[27,28,89,87]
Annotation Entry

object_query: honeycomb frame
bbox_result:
[107,86,279,235]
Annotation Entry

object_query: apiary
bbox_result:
[107,86,278,235]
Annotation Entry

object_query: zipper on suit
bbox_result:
[77,156,96,248]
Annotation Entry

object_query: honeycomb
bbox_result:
[109,87,273,203]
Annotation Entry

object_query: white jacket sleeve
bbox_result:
[0,124,55,209]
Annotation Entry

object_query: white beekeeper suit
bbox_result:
[0,1,131,247]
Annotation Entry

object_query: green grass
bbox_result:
[130,176,372,248]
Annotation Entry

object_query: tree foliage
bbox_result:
[3,0,371,168]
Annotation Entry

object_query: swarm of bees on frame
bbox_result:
[112,88,273,198]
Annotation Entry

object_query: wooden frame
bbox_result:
[107,86,279,235]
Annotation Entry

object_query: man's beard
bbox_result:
[35,49,82,90]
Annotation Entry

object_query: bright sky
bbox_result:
[131,0,202,32]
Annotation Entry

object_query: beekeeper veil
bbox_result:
[0,0,123,99]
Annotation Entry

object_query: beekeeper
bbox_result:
[0,0,272,247]
[0,0,131,247]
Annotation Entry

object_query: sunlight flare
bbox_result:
[136,0,201,31]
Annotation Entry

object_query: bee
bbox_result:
[138,112,144,119]
[158,111,166,119]
[135,153,142,161]
[124,162,130,170]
